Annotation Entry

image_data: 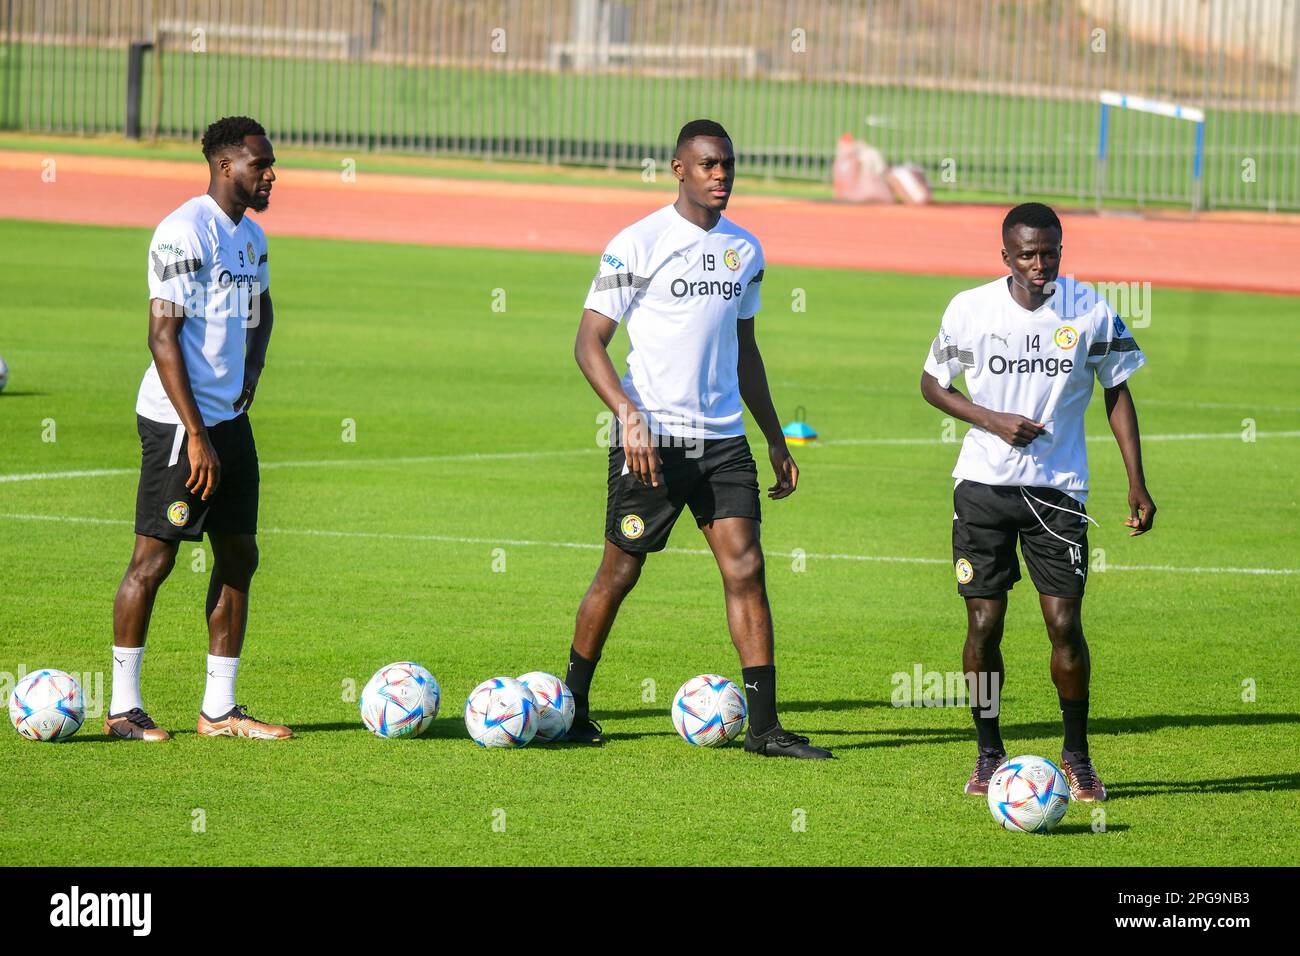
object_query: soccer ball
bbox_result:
[516,671,574,743]
[359,661,440,738]
[671,674,747,747]
[464,677,539,748]
[0,355,8,393]
[988,754,1071,833]
[9,669,84,741]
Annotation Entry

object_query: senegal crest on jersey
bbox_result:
[723,248,741,271]
[1053,325,1079,349]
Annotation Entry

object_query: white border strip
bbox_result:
[0,512,1293,576]
[1100,90,1205,123]
[2,431,1297,485]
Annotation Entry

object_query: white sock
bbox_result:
[202,654,240,718]
[110,645,145,715]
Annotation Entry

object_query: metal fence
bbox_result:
[2,0,1298,210]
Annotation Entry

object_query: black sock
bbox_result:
[741,665,777,736]
[971,707,1004,753]
[567,647,599,721]
[1060,694,1089,754]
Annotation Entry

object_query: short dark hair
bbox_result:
[676,119,730,152]
[1002,202,1061,236]
[201,116,267,159]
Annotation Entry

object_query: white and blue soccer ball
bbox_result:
[360,661,440,739]
[671,674,747,747]
[516,671,575,743]
[0,355,8,393]
[465,677,539,748]
[988,754,1071,833]
[9,668,84,742]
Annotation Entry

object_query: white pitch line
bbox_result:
[3,430,1298,485]
[1143,399,1300,414]
[0,448,598,484]
[1110,430,1300,442]
[822,430,1300,448]
[0,467,136,483]
[0,512,1293,576]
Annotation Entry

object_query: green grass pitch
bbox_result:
[0,218,1297,865]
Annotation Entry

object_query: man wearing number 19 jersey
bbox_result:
[920,203,1157,800]
[562,120,831,759]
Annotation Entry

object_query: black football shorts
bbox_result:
[605,432,761,553]
[133,413,260,542]
[952,479,1091,599]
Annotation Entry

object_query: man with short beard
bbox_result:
[106,115,289,741]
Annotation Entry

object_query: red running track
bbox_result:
[2,151,1297,295]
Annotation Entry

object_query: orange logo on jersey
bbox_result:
[166,501,190,527]
[1053,325,1079,350]
[620,515,644,539]
[723,248,741,271]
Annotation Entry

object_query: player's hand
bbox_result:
[1124,485,1156,536]
[621,410,663,488]
[984,411,1046,447]
[233,366,261,413]
[186,431,221,501]
[767,442,799,500]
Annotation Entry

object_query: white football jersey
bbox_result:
[584,204,764,440]
[923,275,1145,501]
[136,195,270,427]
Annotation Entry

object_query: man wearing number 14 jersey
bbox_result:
[921,203,1157,800]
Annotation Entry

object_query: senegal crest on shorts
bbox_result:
[1053,325,1078,350]
[955,558,974,584]
[620,514,644,539]
[166,501,190,527]
[723,248,741,271]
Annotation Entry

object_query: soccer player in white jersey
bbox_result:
[105,116,290,741]
[921,202,1156,799]
[563,120,831,759]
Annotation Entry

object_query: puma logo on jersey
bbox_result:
[989,332,1010,348]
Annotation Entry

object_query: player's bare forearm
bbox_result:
[920,371,1044,447]
[920,371,989,429]
[1104,382,1146,486]
[574,308,639,425]
[737,322,786,447]
[737,320,798,499]
[148,298,206,437]
[574,307,662,485]
[233,291,273,412]
[148,297,221,498]
[245,291,274,374]
[1105,381,1156,534]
